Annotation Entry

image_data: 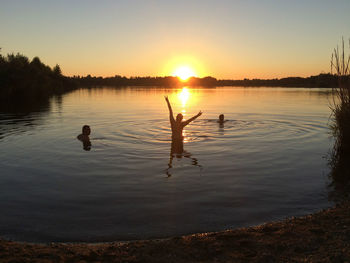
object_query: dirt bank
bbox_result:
[1,203,350,262]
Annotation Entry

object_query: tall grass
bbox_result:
[330,38,350,154]
[329,38,350,201]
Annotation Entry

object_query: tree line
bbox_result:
[0,51,76,103]
[0,51,344,106]
[73,74,340,88]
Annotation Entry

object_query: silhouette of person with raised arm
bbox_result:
[164,96,202,142]
[164,96,202,176]
[77,125,91,151]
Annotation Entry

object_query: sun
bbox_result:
[172,66,197,81]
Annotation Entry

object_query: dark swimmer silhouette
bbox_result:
[218,114,227,128]
[164,96,203,176]
[77,125,91,151]
[218,114,225,124]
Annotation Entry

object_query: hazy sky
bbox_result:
[1,0,349,79]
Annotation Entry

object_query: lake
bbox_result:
[0,86,334,242]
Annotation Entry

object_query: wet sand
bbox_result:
[1,203,350,262]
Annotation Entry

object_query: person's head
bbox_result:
[219,114,224,122]
[176,113,183,123]
[82,125,91,136]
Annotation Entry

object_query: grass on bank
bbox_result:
[329,38,350,201]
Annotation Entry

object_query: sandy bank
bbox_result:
[1,203,350,262]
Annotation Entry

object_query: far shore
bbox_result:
[1,202,349,262]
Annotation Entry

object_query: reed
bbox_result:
[329,38,350,200]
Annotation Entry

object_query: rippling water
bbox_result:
[0,87,334,242]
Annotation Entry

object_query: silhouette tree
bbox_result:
[0,52,76,106]
[53,64,62,76]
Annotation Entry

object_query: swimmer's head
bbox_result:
[176,113,183,122]
[82,125,91,136]
[219,114,224,122]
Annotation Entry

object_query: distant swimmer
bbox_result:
[218,114,226,124]
[164,96,202,141]
[77,125,91,151]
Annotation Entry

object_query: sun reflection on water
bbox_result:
[177,87,193,143]
[178,87,190,107]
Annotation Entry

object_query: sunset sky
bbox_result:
[1,0,349,79]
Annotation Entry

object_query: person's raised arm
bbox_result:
[182,111,202,127]
[164,96,175,123]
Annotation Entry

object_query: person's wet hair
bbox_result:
[82,125,91,135]
[176,113,183,122]
[219,114,224,122]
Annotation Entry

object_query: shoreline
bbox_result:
[1,203,349,262]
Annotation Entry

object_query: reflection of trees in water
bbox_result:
[0,97,51,140]
[52,94,63,112]
[0,96,50,113]
[0,92,67,140]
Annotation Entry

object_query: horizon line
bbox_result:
[67,72,333,81]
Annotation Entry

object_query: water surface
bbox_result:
[0,87,333,242]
